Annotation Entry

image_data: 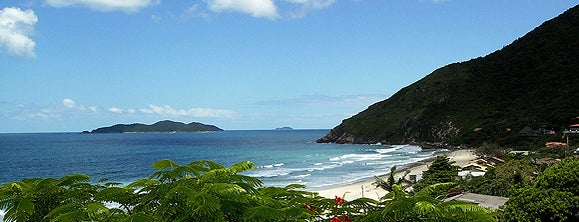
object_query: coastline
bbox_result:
[311,149,477,201]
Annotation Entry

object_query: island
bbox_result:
[275,127,294,130]
[88,120,223,133]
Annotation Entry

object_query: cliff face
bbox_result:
[318,5,579,146]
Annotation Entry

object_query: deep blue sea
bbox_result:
[0,130,444,189]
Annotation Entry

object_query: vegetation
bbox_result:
[363,183,494,222]
[89,120,223,133]
[372,166,410,192]
[460,159,539,197]
[2,155,578,221]
[500,157,579,222]
[1,159,496,222]
[413,156,459,194]
[317,4,579,146]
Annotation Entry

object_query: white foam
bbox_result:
[373,147,399,154]
[340,153,383,161]
[292,174,311,178]
[262,163,284,168]
[245,168,295,178]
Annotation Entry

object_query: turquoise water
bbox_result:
[0,130,443,189]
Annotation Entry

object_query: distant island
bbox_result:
[275,127,294,130]
[87,120,223,133]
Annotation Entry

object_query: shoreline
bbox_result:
[310,149,478,201]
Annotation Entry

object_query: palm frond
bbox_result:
[413,200,437,215]
[343,197,380,211]
[187,191,222,219]
[126,178,161,189]
[152,159,180,171]
[243,206,284,222]
[284,183,307,190]
[415,182,455,198]
[3,198,34,222]
[380,184,407,201]
[228,161,256,173]
[122,212,159,222]
[57,174,91,187]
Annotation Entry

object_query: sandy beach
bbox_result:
[311,149,478,201]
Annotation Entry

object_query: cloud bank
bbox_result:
[39,0,336,19]
[207,0,278,19]
[138,105,236,118]
[0,7,38,58]
[284,0,335,18]
[4,98,234,122]
[204,0,337,19]
[44,0,159,13]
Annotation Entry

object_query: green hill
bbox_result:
[90,120,223,133]
[318,5,579,147]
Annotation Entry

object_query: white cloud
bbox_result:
[207,0,278,19]
[44,0,159,13]
[0,7,38,58]
[108,107,123,113]
[283,0,335,18]
[140,105,236,118]
[257,94,386,108]
[178,4,209,20]
[62,98,76,108]
[201,0,337,19]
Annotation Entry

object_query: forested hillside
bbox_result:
[318,4,579,146]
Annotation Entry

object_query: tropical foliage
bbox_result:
[413,156,459,194]
[372,166,410,192]
[1,159,497,222]
[459,159,539,197]
[500,157,579,222]
[363,183,494,222]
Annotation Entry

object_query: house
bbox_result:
[518,126,540,137]
[459,171,486,178]
[509,150,530,156]
[488,156,505,165]
[546,142,567,148]
[461,163,487,172]
[535,157,560,164]
[444,193,509,210]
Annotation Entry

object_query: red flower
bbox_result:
[330,216,351,222]
[334,196,344,205]
[305,203,313,211]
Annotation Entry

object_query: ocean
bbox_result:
[0,130,445,189]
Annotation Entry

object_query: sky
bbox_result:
[1,0,577,133]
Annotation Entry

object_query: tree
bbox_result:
[413,156,460,195]
[373,166,411,192]
[0,174,109,222]
[501,157,579,221]
[534,157,579,195]
[461,159,538,197]
[364,183,495,222]
[501,187,578,222]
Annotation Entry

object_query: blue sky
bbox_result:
[1,0,577,132]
